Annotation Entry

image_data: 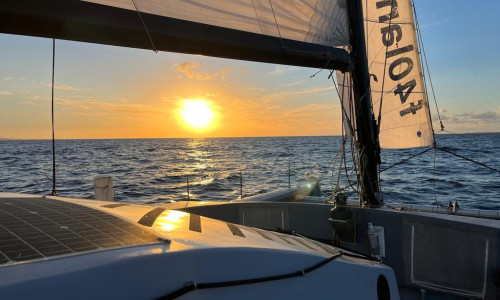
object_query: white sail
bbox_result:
[364,0,434,148]
[85,0,350,46]
[0,0,352,71]
[336,71,357,139]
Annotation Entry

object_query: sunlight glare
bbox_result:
[180,100,215,130]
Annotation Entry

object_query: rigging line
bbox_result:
[268,0,285,49]
[331,74,356,135]
[439,129,456,134]
[376,0,395,133]
[309,53,332,78]
[343,143,362,197]
[412,2,443,131]
[379,147,432,173]
[327,140,344,196]
[432,147,439,208]
[318,141,343,184]
[335,138,346,191]
[51,39,57,196]
[437,147,500,174]
[131,0,158,53]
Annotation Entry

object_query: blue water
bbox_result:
[0,134,498,209]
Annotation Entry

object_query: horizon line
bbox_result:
[1,131,500,141]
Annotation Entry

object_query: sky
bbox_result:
[0,0,499,139]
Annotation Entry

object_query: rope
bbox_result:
[51,39,57,196]
[131,0,158,53]
[157,251,342,299]
[432,147,439,208]
[437,147,500,174]
[379,147,433,173]
[331,73,356,135]
[412,1,444,132]
[376,0,395,133]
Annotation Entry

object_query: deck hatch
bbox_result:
[189,214,201,233]
[137,207,166,227]
[248,227,273,241]
[100,203,129,208]
[0,197,159,265]
[226,223,245,238]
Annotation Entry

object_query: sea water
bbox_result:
[0,133,498,209]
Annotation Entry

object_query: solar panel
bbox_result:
[0,197,160,265]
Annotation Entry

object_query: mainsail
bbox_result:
[364,0,434,148]
[0,0,352,71]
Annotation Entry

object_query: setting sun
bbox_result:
[180,100,215,131]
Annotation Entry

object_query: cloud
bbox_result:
[420,18,451,30]
[174,61,231,81]
[263,86,335,103]
[432,110,500,133]
[4,77,12,80]
[160,96,176,103]
[283,80,305,87]
[457,111,500,122]
[269,65,302,76]
[0,91,13,95]
[43,83,81,91]
[56,98,158,120]
[435,110,500,125]
[30,95,42,100]
[238,67,252,73]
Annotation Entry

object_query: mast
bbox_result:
[347,0,382,206]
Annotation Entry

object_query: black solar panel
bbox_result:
[0,197,160,265]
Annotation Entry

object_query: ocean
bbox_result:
[0,134,498,210]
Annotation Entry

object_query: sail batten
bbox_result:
[0,0,352,71]
[364,0,434,149]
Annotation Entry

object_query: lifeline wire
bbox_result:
[51,39,57,196]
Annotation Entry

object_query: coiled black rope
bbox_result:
[157,251,342,300]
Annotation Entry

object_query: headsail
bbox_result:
[364,0,434,148]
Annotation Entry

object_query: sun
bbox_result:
[180,100,215,130]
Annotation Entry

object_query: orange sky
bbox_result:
[0,36,343,139]
[1,33,499,139]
